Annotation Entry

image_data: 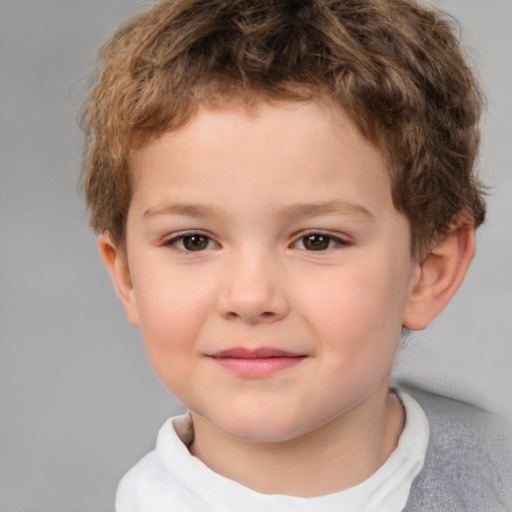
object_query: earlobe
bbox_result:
[402,217,476,331]
[97,234,140,326]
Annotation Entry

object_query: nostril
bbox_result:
[224,310,277,323]
[231,311,273,317]
[216,274,289,323]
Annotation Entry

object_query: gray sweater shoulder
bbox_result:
[402,386,512,512]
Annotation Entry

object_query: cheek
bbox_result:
[130,263,214,386]
[297,258,407,357]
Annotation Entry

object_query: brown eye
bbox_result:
[165,232,217,252]
[182,234,210,251]
[302,234,331,251]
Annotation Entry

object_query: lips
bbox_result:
[208,347,306,377]
[211,347,301,359]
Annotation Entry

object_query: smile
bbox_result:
[208,347,307,378]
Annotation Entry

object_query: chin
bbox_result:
[214,410,310,444]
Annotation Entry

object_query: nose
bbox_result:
[217,250,289,324]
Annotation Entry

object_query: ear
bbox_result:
[402,216,476,331]
[97,234,140,326]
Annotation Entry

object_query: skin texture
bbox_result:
[99,101,475,496]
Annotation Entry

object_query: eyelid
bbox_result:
[291,230,351,250]
[162,230,219,251]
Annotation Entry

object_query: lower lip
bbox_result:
[210,356,305,378]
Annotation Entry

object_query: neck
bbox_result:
[189,386,404,497]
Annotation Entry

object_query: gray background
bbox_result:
[1,1,510,511]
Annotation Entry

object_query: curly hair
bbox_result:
[81,0,486,258]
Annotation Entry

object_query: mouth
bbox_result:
[207,347,307,378]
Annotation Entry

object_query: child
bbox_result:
[80,0,511,510]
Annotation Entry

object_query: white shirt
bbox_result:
[116,390,429,512]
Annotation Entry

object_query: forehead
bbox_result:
[129,100,394,222]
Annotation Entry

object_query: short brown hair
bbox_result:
[81,0,486,258]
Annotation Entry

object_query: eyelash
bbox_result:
[162,231,350,252]
[162,232,218,252]
[292,232,350,251]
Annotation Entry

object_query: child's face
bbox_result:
[120,101,419,443]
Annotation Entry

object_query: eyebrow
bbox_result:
[143,199,374,221]
[275,200,375,221]
[143,203,225,219]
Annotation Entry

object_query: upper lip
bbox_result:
[209,347,304,358]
